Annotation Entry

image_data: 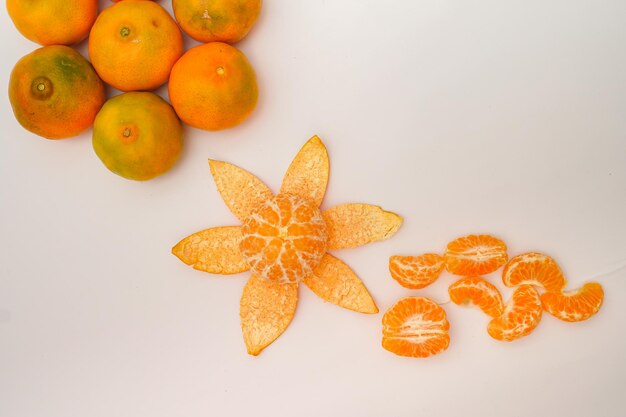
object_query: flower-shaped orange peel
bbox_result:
[172,136,403,355]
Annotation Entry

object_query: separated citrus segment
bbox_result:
[444,234,508,276]
[240,194,328,284]
[487,285,542,342]
[88,0,183,91]
[541,282,603,322]
[448,276,504,318]
[303,254,378,314]
[172,226,249,274]
[323,204,403,250]
[382,297,450,358]
[92,92,183,180]
[172,0,261,43]
[240,275,298,356]
[502,252,566,292]
[8,0,97,46]
[280,136,330,208]
[168,42,258,130]
[209,160,273,222]
[9,45,105,139]
[389,254,444,289]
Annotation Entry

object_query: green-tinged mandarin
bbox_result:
[9,45,105,139]
[92,92,183,180]
[7,0,97,45]
[172,0,261,43]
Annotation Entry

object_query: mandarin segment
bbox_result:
[172,226,249,274]
[502,252,566,292]
[323,204,403,250]
[209,160,273,222]
[280,136,330,208]
[444,234,508,276]
[487,285,542,342]
[240,194,328,284]
[382,297,450,358]
[240,275,298,356]
[541,282,604,322]
[448,276,504,318]
[389,254,444,289]
[303,254,378,314]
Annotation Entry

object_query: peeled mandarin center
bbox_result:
[240,193,328,284]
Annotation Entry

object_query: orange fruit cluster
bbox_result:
[383,234,604,358]
[8,0,262,180]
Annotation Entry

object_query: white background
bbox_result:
[1,1,625,416]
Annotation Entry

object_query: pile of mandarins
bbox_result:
[7,0,261,180]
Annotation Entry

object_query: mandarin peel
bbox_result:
[280,135,329,207]
[173,135,402,355]
[172,226,248,274]
[324,204,403,250]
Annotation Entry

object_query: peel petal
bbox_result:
[323,204,403,250]
[209,159,273,222]
[280,135,329,207]
[303,254,378,314]
[172,226,249,274]
[240,275,298,355]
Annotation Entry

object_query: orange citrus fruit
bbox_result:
[172,0,261,43]
[541,282,603,322]
[88,0,183,91]
[9,45,105,139]
[7,0,97,45]
[239,193,328,284]
[382,297,450,358]
[502,252,566,292]
[448,276,504,318]
[487,285,542,342]
[388,254,444,289]
[444,234,508,276]
[168,42,258,131]
[92,92,183,181]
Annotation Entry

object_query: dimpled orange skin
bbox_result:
[88,0,183,92]
[9,45,105,139]
[92,92,183,181]
[240,193,328,284]
[172,0,261,43]
[7,0,97,46]
[168,42,258,131]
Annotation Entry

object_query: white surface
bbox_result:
[1,1,626,416]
